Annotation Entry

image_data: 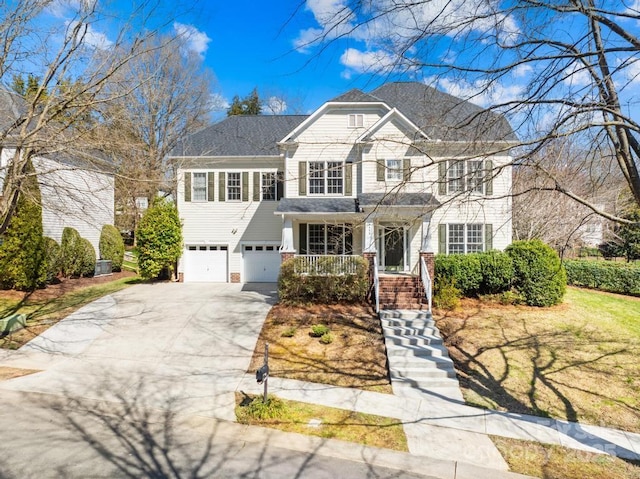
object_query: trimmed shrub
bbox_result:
[310,324,330,337]
[278,256,369,304]
[43,236,61,283]
[478,250,513,294]
[136,198,182,280]
[78,238,96,277]
[506,239,567,307]
[99,224,124,271]
[0,158,47,291]
[433,277,461,310]
[60,227,83,277]
[319,332,334,344]
[434,254,482,296]
[564,259,640,296]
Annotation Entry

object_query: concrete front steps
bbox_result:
[381,310,464,401]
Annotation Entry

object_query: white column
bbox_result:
[281,217,295,252]
[421,213,433,252]
[363,217,376,253]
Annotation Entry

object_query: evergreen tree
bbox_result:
[227,88,262,116]
[0,158,47,291]
[136,198,182,280]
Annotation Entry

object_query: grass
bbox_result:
[0,275,140,350]
[235,392,407,452]
[435,287,640,433]
[492,436,640,479]
[248,303,392,393]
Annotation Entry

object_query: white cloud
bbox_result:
[340,47,402,76]
[512,64,533,78]
[427,76,526,108]
[66,20,113,50]
[173,22,211,58]
[266,96,288,115]
[47,0,98,18]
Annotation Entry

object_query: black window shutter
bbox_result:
[184,172,191,202]
[376,160,385,181]
[207,172,215,201]
[253,172,260,201]
[438,161,447,195]
[242,172,249,201]
[345,163,352,196]
[438,224,447,254]
[403,157,412,181]
[299,162,307,196]
[276,171,284,200]
[485,159,494,196]
[299,223,307,254]
[219,173,225,202]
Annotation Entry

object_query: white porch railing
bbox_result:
[373,254,380,313]
[420,256,433,313]
[294,255,361,275]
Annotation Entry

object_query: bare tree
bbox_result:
[0,0,193,234]
[95,34,215,234]
[296,0,640,221]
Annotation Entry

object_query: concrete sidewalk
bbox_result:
[237,375,640,462]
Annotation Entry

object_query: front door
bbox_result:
[380,226,404,272]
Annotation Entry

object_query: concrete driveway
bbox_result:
[0,282,277,421]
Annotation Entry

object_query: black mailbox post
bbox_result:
[256,342,269,402]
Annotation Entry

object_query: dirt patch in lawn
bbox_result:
[435,289,640,433]
[248,303,392,393]
[0,366,41,381]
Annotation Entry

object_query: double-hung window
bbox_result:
[445,160,489,194]
[348,114,364,128]
[227,172,241,201]
[385,159,403,181]
[261,172,276,200]
[467,160,485,193]
[302,224,353,255]
[308,161,343,195]
[447,161,465,193]
[447,224,484,254]
[192,172,207,201]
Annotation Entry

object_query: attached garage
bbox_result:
[243,244,281,282]
[183,245,228,282]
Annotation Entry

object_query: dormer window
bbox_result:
[348,114,364,128]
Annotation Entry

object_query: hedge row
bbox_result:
[564,260,640,296]
[435,240,566,307]
[278,256,369,304]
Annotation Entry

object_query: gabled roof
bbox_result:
[328,89,381,103]
[370,82,517,142]
[173,115,308,157]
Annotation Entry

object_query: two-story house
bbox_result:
[173,82,515,303]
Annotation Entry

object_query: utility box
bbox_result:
[94,260,113,276]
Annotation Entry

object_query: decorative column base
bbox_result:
[230,272,241,283]
[280,252,295,263]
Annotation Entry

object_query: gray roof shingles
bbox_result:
[358,192,439,208]
[173,115,308,157]
[276,198,358,214]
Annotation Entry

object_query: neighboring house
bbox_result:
[0,90,115,254]
[172,82,515,302]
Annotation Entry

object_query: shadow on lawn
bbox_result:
[436,303,640,425]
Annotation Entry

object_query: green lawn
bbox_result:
[435,287,640,433]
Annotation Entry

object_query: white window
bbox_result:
[385,159,403,181]
[261,172,276,200]
[308,161,344,195]
[447,224,484,254]
[447,160,486,194]
[192,172,207,201]
[227,172,241,201]
[303,224,353,255]
[348,114,364,128]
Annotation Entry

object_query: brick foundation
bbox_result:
[419,251,435,287]
[230,272,241,283]
[178,272,184,283]
[280,252,295,262]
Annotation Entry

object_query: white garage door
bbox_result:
[243,245,281,282]
[184,245,228,282]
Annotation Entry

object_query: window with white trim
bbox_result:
[448,224,484,254]
[447,160,486,194]
[303,224,353,255]
[192,172,207,201]
[261,172,276,200]
[385,159,403,181]
[468,160,484,193]
[348,114,364,128]
[227,172,241,201]
[308,161,344,195]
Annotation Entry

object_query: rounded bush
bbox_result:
[434,254,482,296]
[60,227,83,277]
[136,198,182,280]
[478,250,513,294]
[43,236,61,283]
[506,239,566,307]
[78,238,96,277]
[99,224,124,271]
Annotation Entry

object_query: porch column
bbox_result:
[363,217,376,253]
[281,217,295,253]
[421,213,433,252]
